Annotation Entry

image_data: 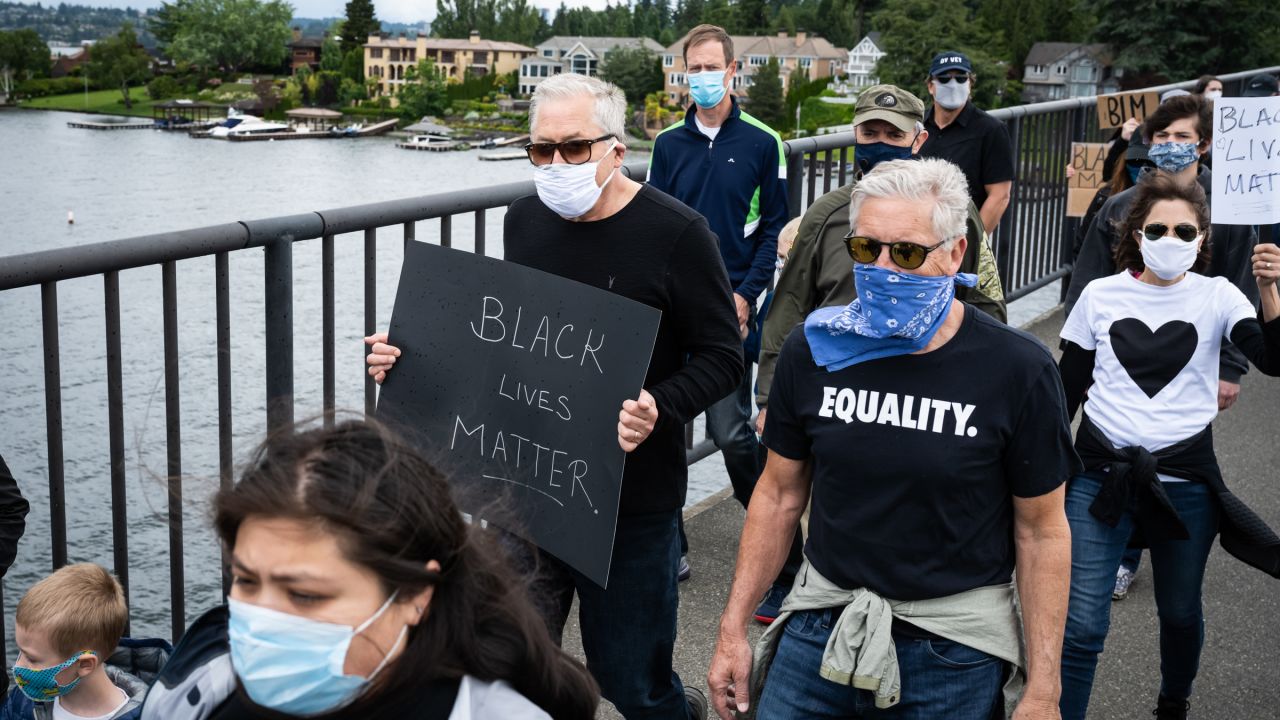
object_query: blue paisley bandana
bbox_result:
[804,264,977,371]
[1147,142,1199,174]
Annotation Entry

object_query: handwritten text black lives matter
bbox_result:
[448,295,608,515]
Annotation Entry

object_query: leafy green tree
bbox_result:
[1081,0,1280,82]
[0,29,50,99]
[600,46,663,107]
[975,0,1090,73]
[871,0,1011,108]
[149,0,189,49]
[87,23,151,108]
[748,56,785,127]
[320,36,343,72]
[341,0,379,55]
[340,47,364,83]
[398,58,448,121]
[166,0,293,74]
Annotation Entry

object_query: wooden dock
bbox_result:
[67,119,155,130]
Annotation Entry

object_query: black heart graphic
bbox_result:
[1109,318,1198,399]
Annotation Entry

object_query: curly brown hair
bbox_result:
[1113,172,1213,274]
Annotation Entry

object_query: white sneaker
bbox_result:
[1113,567,1136,600]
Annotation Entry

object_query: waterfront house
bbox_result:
[662,31,846,107]
[365,31,534,98]
[519,36,666,96]
[827,32,883,96]
[287,27,325,74]
[1021,42,1119,102]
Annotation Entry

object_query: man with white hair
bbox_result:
[706,159,1078,719]
[366,73,744,719]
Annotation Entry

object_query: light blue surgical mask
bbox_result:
[13,651,96,703]
[688,70,727,109]
[1148,141,1200,174]
[228,592,406,716]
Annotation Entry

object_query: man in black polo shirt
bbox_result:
[919,51,1014,233]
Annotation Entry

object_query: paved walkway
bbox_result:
[569,308,1280,719]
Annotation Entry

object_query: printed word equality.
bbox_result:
[470,296,605,374]
[450,414,594,508]
[818,387,979,437]
[496,373,573,421]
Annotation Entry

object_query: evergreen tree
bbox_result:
[341,0,378,55]
[600,45,663,107]
[748,56,785,126]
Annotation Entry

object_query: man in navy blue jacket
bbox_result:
[648,23,794,622]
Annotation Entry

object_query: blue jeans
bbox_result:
[537,510,696,719]
[756,608,1006,719]
[1060,475,1219,720]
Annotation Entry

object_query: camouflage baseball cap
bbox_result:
[854,85,926,133]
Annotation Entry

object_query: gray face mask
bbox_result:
[934,79,970,110]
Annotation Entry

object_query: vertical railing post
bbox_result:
[364,228,377,416]
[161,261,185,642]
[785,149,804,219]
[104,271,129,629]
[215,252,233,596]
[322,235,335,426]
[996,115,1022,292]
[264,238,294,431]
[41,281,67,571]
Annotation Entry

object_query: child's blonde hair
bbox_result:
[16,563,127,658]
[778,217,802,260]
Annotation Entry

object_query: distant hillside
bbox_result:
[0,1,157,45]
[0,2,429,47]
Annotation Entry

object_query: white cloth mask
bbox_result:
[533,140,619,219]
[1140,235,1202,280]
[934,79,970,110]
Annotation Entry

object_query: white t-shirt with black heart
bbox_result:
[1062,271,1255,464]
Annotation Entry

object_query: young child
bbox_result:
[4,563,167,720]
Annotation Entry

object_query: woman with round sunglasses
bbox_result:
[141,420,600,720]
[1057,174,1280,720]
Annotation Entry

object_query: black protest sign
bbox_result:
[377,241,661,587]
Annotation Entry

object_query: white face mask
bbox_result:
[934,79,970,110]
[1204,90,1223,101]
[1140,234,1202,280]
[533,140,618,219]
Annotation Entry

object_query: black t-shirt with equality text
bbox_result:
[764,305,1079,600]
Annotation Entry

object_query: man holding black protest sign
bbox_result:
[367,72,743,720]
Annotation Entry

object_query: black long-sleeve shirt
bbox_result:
[0,454,29,578]
[503,186,744,516]
[1064,168,1259,383]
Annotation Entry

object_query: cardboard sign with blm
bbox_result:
[1096,91,1161,130]
[1067,142,1108,217]
[377,241,661,588]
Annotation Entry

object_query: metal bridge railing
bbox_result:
[2,65,1278,647]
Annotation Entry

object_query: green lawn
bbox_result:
[21,87,166,117]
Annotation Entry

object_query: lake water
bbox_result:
[0,108,1059,651]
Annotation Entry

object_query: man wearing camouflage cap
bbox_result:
[754,84,1007,434]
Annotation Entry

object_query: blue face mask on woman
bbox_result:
[13,651,96,702]
[228,592,406,716]
[688,70,727,109]
[855,141,915,176]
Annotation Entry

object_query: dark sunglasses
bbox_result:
[844,234,948,270]
[523,134,614,166]
[935,73,969,84]
[1141,223,1200,243]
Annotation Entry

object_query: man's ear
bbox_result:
[911,129,929,154]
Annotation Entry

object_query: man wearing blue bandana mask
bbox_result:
[756,85,1006,447]
[709,157,1079,720]
[1066,94,1260,413]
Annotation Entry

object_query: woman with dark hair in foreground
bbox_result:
[142,420,600,720]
